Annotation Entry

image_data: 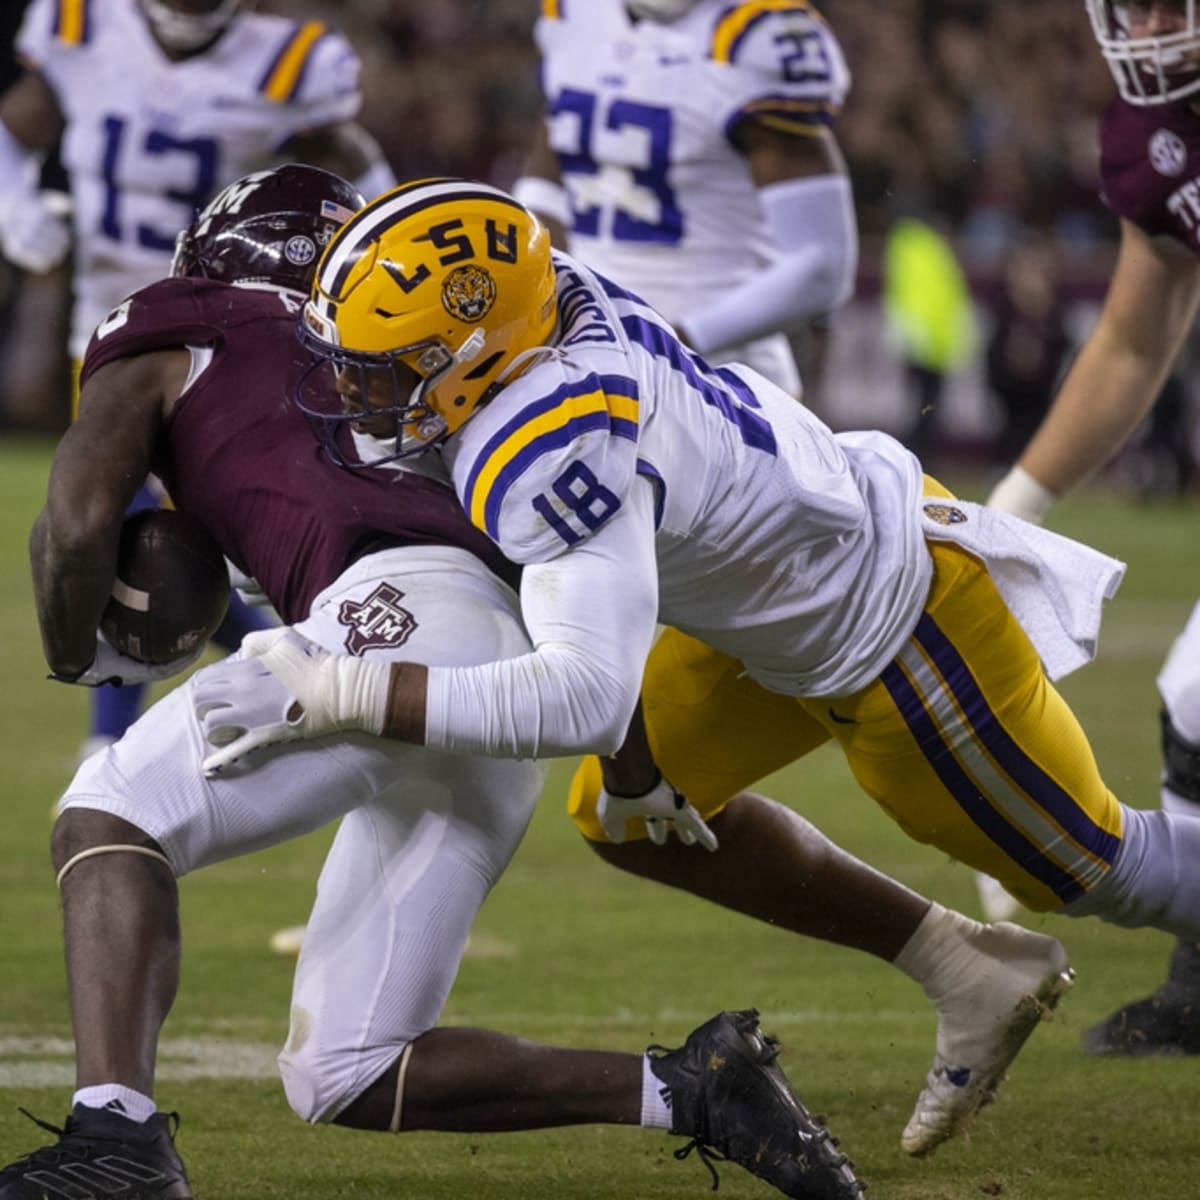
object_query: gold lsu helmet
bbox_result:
[297,177,558,465]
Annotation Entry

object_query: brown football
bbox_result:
[99,508,231,665]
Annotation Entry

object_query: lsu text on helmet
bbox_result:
[1087,0,1200,104]
[171,164,364,294]
[625,0,705,20]
[297,177,557,465]
[139,0,246,53]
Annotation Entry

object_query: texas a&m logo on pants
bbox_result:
[338,583,419,654]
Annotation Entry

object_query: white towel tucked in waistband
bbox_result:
[919,499,1126,681]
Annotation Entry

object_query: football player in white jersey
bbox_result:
[206,179,1200,1154]
[0,0,397,759]
[514,0,858,395]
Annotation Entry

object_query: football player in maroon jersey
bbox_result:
[17,164,864,1200]
[989,0,1200,1055]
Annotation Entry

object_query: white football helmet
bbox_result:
[139,0,246,53]
[625,0,705,22]
[1086,0,1200,105]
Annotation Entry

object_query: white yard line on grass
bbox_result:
[0,1037,280,1087]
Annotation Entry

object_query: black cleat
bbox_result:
[1083,984,1200,1056]
[1083,939,1200,1057]
[0,1104,192,1199]
[649,1008,864,1200]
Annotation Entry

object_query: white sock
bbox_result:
[892,901,984,1002]
[640,1054,674,1129]
[72,1084,156,1123]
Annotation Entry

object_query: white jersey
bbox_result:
[18,0,362,357]
[442,253,929,701]
[534,0,849,390]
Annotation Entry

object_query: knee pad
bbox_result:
[1162,708,1200,807]
[279,1038,339,1125]
[278,1015,409,1126]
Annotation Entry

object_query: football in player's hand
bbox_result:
[100,508,231,665]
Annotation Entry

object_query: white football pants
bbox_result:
[59,545,546,1123]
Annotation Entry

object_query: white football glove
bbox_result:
[597,776,719,852]
[200,628,391,776]
[54,631,202,688]
[0,188,71,273]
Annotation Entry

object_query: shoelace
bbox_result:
[646,1040,726,1192]
[3,1106,182,1173]
[671,1137,727,1192]
[5,1109,75,1170]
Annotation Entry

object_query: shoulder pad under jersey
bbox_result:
[447,352,641,564]
[704,1,850,136]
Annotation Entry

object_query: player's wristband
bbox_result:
[986,466,1057,524]
[512,175,571,227]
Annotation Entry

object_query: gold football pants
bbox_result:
[568,497,1123,913]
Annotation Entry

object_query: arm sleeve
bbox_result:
[678,173,858,355]
[423,476,659,759]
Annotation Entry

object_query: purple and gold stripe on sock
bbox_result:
[883,612,1119,903]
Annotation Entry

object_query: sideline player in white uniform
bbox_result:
[0,0,397,758]
[1,0,395,360]
[10,168,862,1200]
[209,179,1200,1153]
[515,0,857,395]
[988,0,1200,1056]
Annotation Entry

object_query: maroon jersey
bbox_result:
[1100,95,1200,256]
[81,278,518,623]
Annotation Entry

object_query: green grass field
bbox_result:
[1,436,1198,1199]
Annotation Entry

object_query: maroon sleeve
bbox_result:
[1100,96,1200,255]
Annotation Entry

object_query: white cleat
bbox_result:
[902,921,1074,1157]
[974,870,1022,923]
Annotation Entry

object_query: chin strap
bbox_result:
[56,844,173,889]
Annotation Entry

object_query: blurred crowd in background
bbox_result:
[0,0,1195,493]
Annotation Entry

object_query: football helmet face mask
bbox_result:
[171,165,364,294]
[297,177,558,466]
[140,0,245,53]
[1087,0,1200,105]
[625,0,704,20]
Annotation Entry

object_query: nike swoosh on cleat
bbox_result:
[827,707,857,725]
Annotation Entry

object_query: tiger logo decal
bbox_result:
[442,264,497,323]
